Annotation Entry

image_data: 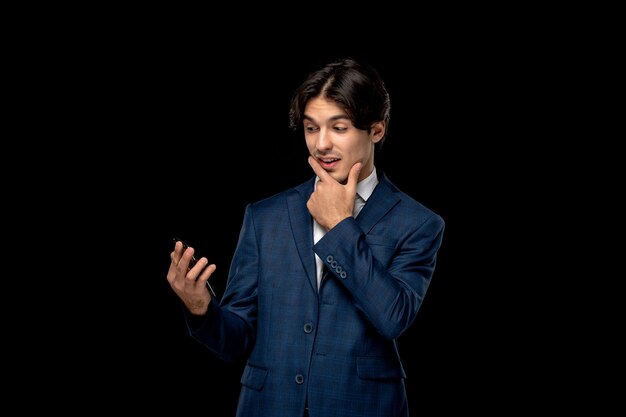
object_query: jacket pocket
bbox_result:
[365,234,396,248]
[356,356,407,380]
[365,235,397,267]
[240,362,269,391]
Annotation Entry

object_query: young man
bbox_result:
[167,58,445,417]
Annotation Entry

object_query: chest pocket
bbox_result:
[365,235,397,267]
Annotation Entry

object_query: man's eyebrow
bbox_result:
[303,114,351,123]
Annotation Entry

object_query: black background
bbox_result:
[30,28,569,414]
[111,47,520,413]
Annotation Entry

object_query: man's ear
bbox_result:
[370,121,385,143]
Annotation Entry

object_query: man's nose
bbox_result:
[316,128,332,150]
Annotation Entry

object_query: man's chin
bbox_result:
[331,174,349,185]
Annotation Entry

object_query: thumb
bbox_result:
[347,162,363,191]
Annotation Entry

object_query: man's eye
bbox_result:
[305,126,318,132]
[334,126,347,132]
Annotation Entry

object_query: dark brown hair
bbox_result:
[289,58,391,150]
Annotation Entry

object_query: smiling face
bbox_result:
[303,96,385,184]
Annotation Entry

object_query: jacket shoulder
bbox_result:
[246,177,314,211]
[377,172,445,232]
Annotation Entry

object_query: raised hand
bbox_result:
[166,240,217,315]
[307,156,362,231]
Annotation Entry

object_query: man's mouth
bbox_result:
[318,157,340,169]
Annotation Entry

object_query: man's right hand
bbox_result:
[166,240,217,316]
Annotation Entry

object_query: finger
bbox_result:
[182,255,204,286]
[173,244,195,275]
[185,258,217,295]
[167,241,194,285]
[172,240,189,264]
[308,156,334,183]
[182,246,196,269]
[197,262,217,287]
[347,161,363,192]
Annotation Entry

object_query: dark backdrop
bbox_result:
[65,40,544,414]
[8,8,598,412]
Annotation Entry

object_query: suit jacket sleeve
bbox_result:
[313,208,445,340]
[185,204,259,362]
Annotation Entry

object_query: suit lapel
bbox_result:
[288,178,318,292]
[356,172,401,234]
[287,172,400,293]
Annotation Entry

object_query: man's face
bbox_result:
[303,96,383,184]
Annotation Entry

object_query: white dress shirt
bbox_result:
[313,167,379,289]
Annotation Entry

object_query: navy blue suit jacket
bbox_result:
[188,170,445,417]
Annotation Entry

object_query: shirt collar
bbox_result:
[356,166,378,201]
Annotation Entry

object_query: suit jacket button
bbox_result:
[295,374,304,384]
[326,255,334,263]
[340,271,347,279]
[303,322,313,333]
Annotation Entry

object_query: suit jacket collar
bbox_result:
[356,169,402,234]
